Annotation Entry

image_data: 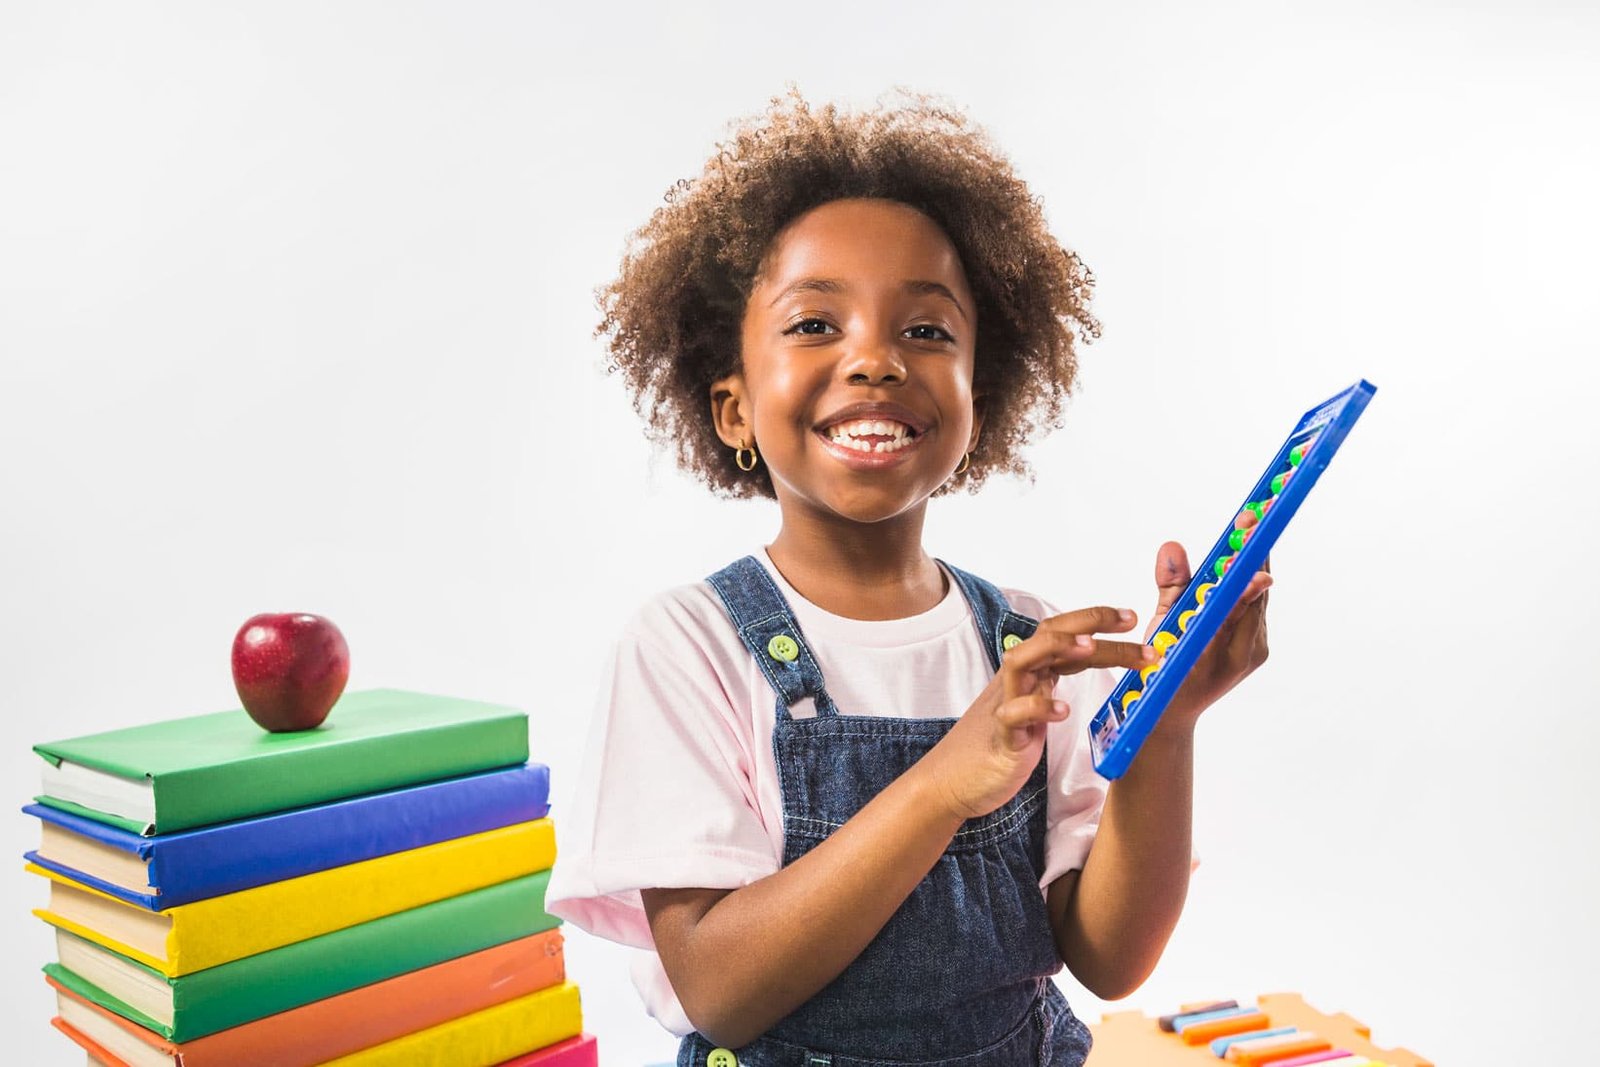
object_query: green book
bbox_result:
[44,870,558,1041]
[34,689,529,834]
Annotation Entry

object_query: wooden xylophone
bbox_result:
[1087,992,1431,1066]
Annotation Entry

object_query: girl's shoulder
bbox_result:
[621,578,737,651]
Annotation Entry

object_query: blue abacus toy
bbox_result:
[1088,379,1377,779]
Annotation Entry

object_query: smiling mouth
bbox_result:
[822,418,919,454]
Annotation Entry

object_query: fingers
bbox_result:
[1037,605,1140,637]
[1000,627,1155,700]
[994,693,1071,737]
[1149,541,1191,641]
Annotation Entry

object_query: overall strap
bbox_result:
[938,560,1040,673]
[705,556,840,719]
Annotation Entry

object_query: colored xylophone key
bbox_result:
[1160,1000,1238,1031]
[1213,1027,1297,1056]
[1226,1029,1333,1065]
[1170,1005,1253,1031]
[1180,1008,1273,1045]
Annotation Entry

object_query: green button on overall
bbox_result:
[707,1050,739,1067]
[1001,633,1023,652]
[767,634,799,662]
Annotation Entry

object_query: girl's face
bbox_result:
[713,198,981,529]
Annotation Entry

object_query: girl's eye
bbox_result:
[906,324,954,342]
[784,318,836,336]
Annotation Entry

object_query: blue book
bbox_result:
[23,764,548,910]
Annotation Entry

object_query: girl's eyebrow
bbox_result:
[767,277,969,322]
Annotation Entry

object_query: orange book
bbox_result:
[49,929,564,1067]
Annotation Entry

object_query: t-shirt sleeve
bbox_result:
[543,593,778,950]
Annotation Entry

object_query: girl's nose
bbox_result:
[840,336,907,385]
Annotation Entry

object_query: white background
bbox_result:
[3,2,1596,1064]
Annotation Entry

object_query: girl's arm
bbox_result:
[641,754,966,1049]
[1046,719,1195,998]
[1048,540,1271,997]
[644,622,1151,1049]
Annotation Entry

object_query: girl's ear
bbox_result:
[709,372,751,447]
[967,392,988,454]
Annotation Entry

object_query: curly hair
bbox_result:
[595,87,1100,498]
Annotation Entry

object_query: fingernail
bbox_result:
[1052,700,1070,716]
[1075,634,1093,647]
[1142,646,1158,661]
[1118,609,1135,623]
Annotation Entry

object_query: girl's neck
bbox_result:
[765,507,945,622]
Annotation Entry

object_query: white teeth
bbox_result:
[827,434,913,453]
[826,418,913,445]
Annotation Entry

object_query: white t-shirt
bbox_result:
[544,549,1121,1036]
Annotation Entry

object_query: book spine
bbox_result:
[165,870,557,1040]
[156,714,529,833]
[496,1034,600,1067]
[324,982,582,1067]
[147,765,549,907]
[165,819,555,973]
[47,928,566,1067]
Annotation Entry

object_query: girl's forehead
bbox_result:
[755,198,971,298]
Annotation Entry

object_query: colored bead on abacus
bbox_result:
[1195,582,1216,604]
[1246,501,1267,520]
[1228,528,1252,551]
[1152,631,1178,656]
[1213,555,1234,578]
[1271,470,1293,495]
[1140,663,1161,684]
[1121,690,1140,711]
[1177,609,1197,632]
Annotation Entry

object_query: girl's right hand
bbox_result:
[920,607,1156,822]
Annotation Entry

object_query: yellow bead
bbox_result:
[1121,690,1140,711]
[1152,631,1178,656]
[1139,663,1161,685]
[1195,582,1216,605]
[1177,609,1197,632]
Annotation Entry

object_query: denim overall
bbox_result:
[676,556,1093,1067]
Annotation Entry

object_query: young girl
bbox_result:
[546,90,1271,1067]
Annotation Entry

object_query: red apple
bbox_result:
[231,613,350,732]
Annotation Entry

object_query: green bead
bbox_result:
[1271,471,1289,494]
[1229,528,1246,551]
[1213,556,1231,578]
[1246,501,1267,519]
[1289,443,1305,466]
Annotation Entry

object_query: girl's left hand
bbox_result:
[1147,510,1272,731]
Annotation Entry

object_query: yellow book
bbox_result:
[327,981,583,1067]
[28,818,555,976]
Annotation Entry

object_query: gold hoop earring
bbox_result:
[953,452,971,476]
[735,438,759,472]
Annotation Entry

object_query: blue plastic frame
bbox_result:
[1088,378,1377,779]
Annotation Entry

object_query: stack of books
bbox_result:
[23,688,599,1066]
